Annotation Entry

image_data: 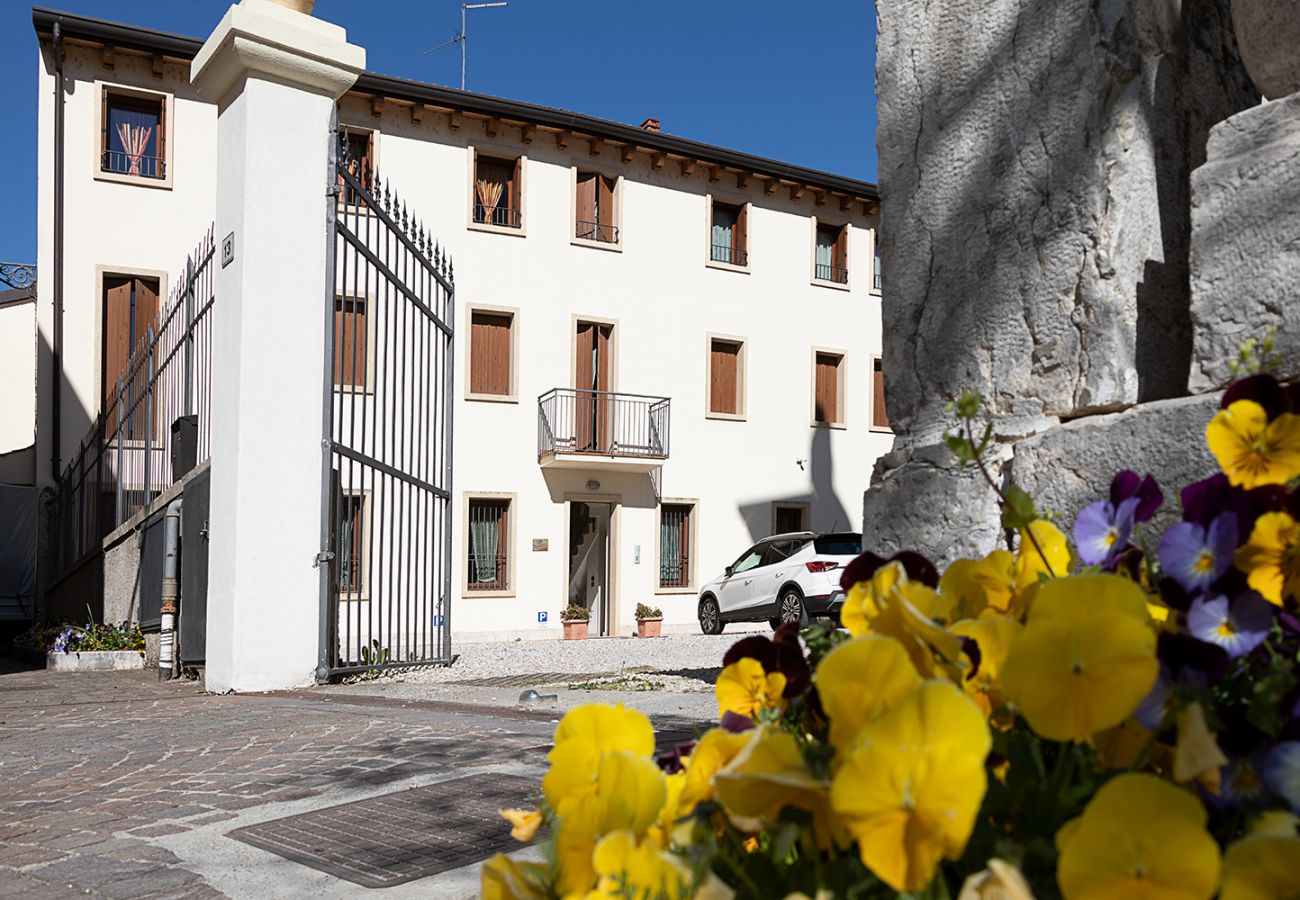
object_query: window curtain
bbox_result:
[340,511,356,589]
[815,236,834,271]
[711,207,734,254]
[660,516,681,583]
[108,105,158,176]
[470,511,499,584]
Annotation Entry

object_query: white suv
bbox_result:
[696,532,862,634]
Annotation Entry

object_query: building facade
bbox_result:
[27,5,889,643]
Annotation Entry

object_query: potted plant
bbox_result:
[635,603,663,638]
[561,604,590,640]
[14,615,146,671]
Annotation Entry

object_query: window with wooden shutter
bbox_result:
[469,311,513,397]
[710,201,746,266]
[467,497,510,591]
[709,338,742,416]
[101,89,166,180]
[659,503,694,589]
[473,154,521,228]
[339,494,366,595]
[873,231,882,292]
[814,352,843,425]
[815,223,848,284]
[872,358,890,429]
[576,172,596,238]
[102,275,160,415]
[334,296,367,389]
[339,129,374,204]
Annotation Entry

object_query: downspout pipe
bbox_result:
[159,497,182,680]
[51,20,64,481]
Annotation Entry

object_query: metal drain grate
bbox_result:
[227,773,536,887]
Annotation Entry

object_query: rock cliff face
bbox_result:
[865,0,1263,565]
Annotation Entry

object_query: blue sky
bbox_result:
[0,1,877,263]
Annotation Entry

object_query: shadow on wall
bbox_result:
[737,425,853,544]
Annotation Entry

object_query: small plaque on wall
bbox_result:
[532,539,549,552]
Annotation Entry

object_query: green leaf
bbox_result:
[1002,484,1039,531]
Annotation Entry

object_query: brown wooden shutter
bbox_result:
[873,358,889,428]
[815,353,839,423]
[710,340,739,414]
[735,203,748,256]
[470,312,511,395]
[102,278,134,410]
[598,175,615,231]
[510,158,522,216]
[101,91,110,168]
[334,297,366,388]
[576,173,596,236]
[496,500,510,587]
[156,95,166,175]
[833,226,847,276]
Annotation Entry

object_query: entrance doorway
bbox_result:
[568,501,612,635]
[575,322,612,452]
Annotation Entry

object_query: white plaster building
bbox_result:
[25,5,888,646]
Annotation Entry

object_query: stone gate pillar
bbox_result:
[866,0,1258,563]
[192,0,363,692]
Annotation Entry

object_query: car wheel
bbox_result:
[773,589,807,629]
[698,596,724,635]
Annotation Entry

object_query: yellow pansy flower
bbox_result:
[814,635,922,750]
[842,560,906,637]
[1173,702,1228,794]
[1220,835,1300,900]
[1092,717,1154,771]
[679,727,750,813]
[587,830,694,899]
[941,551,1019,620]
[553,751,667,896]
[1235,512,1300,608]
[949,617,1023,719]
[646,771,687,849]
[830,681,991,893]
[1000,575,1158,742]
[1206,399,1300,489]
[1015,519,1071,588]
[542,704,655,814]
[715,657,786,720]
[480,853,549,899]
[1056,773,1220,900]
[714,725,844,850]
[498,808,542,842]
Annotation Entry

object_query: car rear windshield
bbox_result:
[814,534,862,556]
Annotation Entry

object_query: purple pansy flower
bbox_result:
[1074,496,1140,566]
[1110,471,1164,523]
[1186,592,1273,659]
[1157,512,1238,594]
[1217,754,1269,808]
[1263,742,1300,812]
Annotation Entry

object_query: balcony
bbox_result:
[473,203,522,229]
[101,150,166,180]
[710,244,748,267]
[815,262,849,284]
[576,220,619,244]
[538,388,670,472]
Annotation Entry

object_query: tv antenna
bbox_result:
[423,2,509,91]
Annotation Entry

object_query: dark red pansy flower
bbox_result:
[719,711,756,734]
[1221,373,1288,419]
[839,551,888,592]
[721,631,811,698]
[655,740,696,774]
[1182,474,1255,531]
[839,549,938,592]
[1110,470,1163,523]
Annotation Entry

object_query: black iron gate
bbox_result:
[318,115,455,679]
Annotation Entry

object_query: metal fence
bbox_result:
[537,388,670,460]
[46,227,216,584]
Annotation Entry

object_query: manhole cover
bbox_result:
[227,773,536,887]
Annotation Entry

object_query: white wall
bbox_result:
[0,298,37,483]
[35,44,217,486]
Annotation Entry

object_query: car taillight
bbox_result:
[806,561,838,573]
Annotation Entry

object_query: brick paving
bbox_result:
[0,663,577,898]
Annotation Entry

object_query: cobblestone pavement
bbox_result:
[0,662,708,898]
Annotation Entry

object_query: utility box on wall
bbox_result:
[171,415,198,482]
[180,467,210,666]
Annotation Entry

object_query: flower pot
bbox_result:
[45,650,145,672]
[562,620,589,640]
[1231,0,1300,97]
[265,0,317,15]
[635,617,663,638]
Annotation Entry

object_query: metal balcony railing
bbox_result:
[473,203,522,229]
[710,244,748,267]
[101,150,166,179]
[576,220,619,244]
[538,388,670,461]
[815,263,849,284]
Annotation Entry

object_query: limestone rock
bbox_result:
[861,443,1009,567]
[1189,93,1300,391]
[875,0,1256,447]
[1012,393,1222,542]
[1231,0,1300,97]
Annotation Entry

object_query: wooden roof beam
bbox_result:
[409,103,425,125]
[102,44,115,70]
[447,111,461,132]
[813,189,828,206]
[735,171,750,190]
[788,183,806,201]
[706,164,722,183]
[151,53,164,79]
[370,95,384,118]
[620,145,635,164]
[679,159,696,177]
[520,124,535,144]
[587,137,602,157]
[762,177,779,195]
[485,116,500,137]
[650,152,666,170]
[555,130,570,150]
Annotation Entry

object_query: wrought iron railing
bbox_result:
[873,265,881,291]
[0,263,35,293]
[538,389,670,460]
[46,226,216,585]
[473,204,522,229]
[710,244,747,267]
[815,263,849,284]
[101,150,166,180]
[576,220,619,244]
